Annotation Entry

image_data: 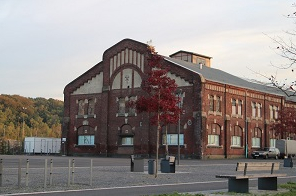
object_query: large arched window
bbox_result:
[119,124,134,146]
[77,126,95,145]
[208,123,221,146]
[231,125,242,147]
[252,127,262,148]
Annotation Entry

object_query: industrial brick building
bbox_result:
[62,38,296,159]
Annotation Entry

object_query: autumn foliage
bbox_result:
[272,107,296,138]
[136,46,181,126]
[135,45,181,177]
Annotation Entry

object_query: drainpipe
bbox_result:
[244,91,248,158]
[224,84,227,158]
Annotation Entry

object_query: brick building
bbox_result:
[62,38,296,159]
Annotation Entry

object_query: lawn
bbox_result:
[151,182,296,196]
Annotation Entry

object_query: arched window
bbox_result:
[257,103,262,118]
[209,95,214,112]
[252,127,262,148]
[238,100,242,115]
[77,126,95,145]
[252,102,256,117]
[78,100,85,115]
[216,96,221,112]
[208,123,221,146]
[119,124,134,146]
[231,125,242,147]
[231,99,236,115]
[88,99,95,115]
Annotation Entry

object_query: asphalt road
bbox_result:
[0,155,296,196]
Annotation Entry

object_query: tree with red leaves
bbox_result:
[272,107,296,139]
[136,45,181,177]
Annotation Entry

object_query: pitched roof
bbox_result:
[164,56,296,102]
[169,50,212,59]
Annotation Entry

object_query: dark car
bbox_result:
[251,147,280,159]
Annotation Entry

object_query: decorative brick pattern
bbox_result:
[63,38,296,159]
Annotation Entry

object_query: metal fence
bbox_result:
[0,158,96,190]
[0,139,22,155]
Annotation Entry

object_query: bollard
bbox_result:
[25,159,29,187]
[0,159,3,187]
[90,159,93,186]
[71,159,75,184]
[18,159,21,189]
[68,159,71,186]
[49,159,53,186]
[44,159,47,189]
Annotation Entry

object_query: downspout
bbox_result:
[244,90,248,158]
[224,84,227,158]
[264,94,267,147]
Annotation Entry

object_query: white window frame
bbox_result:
[270,139,276,147]
[163,134,184,145]
[216,96,221,112]
[270,105,274,119]
[274,106,279,119]
[252,137,261,148]
[208,134,219,146]
[78,135,95,145]
[121,137,134,145]
[238,100,242,115]
[231,136,241,147]
[232,99,236,115]
[257,103,261,118]
[251,102,256,117]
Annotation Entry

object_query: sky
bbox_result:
[1,0,295,101]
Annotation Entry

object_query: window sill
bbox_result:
[116,113,137,117]
[230,146,243,149]
[231,114,243,119]
[207,145,222,148]
[208,111,222,116]
[75,144,96,147]
[76,114,96,119]
[251,117,262,121]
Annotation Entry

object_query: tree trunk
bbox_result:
[165,125,168,156]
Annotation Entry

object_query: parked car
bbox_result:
[251,147,280,159]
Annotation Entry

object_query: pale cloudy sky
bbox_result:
[0,0,295,100]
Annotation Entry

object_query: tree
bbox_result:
[262,6,296,97]
[272,107,296,139]
[136,45,181,177]
[0,94,63,141]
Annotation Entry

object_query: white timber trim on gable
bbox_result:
[167,72,193,87]
[109,48,144,77]
[72,72,103,95]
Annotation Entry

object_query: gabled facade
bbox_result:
[62,38,296,159]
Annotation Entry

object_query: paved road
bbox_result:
[0,155,296,195]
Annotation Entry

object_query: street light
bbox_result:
[2,125,6,138]
[22,107,27,141]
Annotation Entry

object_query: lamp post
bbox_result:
[177,89,182,165]
[2,125,5,138]
[22,107,27,141]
